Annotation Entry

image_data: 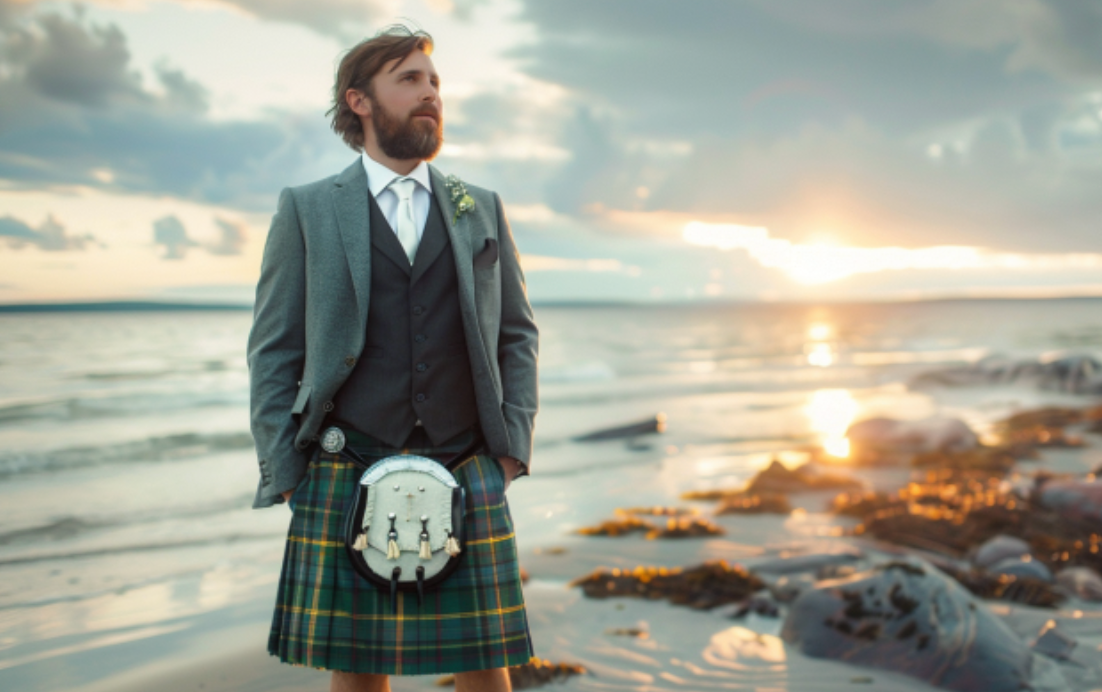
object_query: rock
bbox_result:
[436,658,587,689]
[972,535,1032,569]
[845,417,979,465]
[911,447,1017,472]
[745,459,862,494]
[570,560,764,610]
[910,353,1102,395]
[573,414,666,442]
[576,516,654,537]
[714,492,792,515]
[1030,619,1077,661]
[988,556,1053,583]
[615,505,698,517]
[767,574,815,603]
[605,627,648,638]
[752,545,866,576]
[644,516,725,539]
[1056,566,1102,601]
[731,594,780,618]
[1036,477,1102,525]
[781,559,1034,692]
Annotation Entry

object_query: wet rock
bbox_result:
[972,534,1031,569]
[1056,566,1102,601]
[782,559,1034,692]
[605,627,648,638]
[615,505,698,517]
[767,574,815,603]
[571,560,764,610]
[436,658,587,689]
[576,515,724,539]
[1035,477,1102,524]
[573,414,666,442]
[714,492,792,515]
[844,417,979,465]
[988,556,1053,583]
[911,447,1017,472]
[910,353,1102,395]
[935,562,1064,608]
[745,459,862,494]
[1031,619,1077,661]
[753,545,866,576]
[731,594,780,618]
[576,515,655,537]
[644,516,725,539]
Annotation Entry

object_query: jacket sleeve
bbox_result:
[246,187,309,508]
[493,192,539,473]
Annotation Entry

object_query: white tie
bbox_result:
[388,177,419,265]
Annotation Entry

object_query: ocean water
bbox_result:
[1,299,1101,688]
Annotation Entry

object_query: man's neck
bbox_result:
[362,142,423,176]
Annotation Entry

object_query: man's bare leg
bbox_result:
[331,671,390,692]
[455,667,511,692]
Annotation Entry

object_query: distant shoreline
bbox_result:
[1,294,1101,313]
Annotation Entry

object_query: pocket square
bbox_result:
[473,238,498,269]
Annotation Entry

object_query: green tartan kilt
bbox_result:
[267,435,534,675]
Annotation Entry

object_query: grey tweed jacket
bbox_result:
[246,157,539,509]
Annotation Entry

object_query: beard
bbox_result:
[369,96,443,161]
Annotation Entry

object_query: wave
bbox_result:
[0,531,284,567]
[0,430,255,478]
[0,390,244,425]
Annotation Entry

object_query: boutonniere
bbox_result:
[443,174,475,224]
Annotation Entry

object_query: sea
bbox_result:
[1,298,1101,691]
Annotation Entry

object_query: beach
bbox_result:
[3,299,1102,691]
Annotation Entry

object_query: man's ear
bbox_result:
[346,88,371,118]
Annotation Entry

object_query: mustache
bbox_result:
[410,105,441,122]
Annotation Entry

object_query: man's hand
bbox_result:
[281,489,294,503]
[497,456,521,491]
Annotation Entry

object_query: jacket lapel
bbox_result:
[331,158,372,327]
[429,164,477,325]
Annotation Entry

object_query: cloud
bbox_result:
[508,0,1102,253]
[0,6,350,210]
[0,214,98,251]
[208,217,248,256]
[153,215,198,259]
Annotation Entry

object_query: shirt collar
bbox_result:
[360,152,433,198]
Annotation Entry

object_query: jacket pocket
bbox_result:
[291,384,312,415]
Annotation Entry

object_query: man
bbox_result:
[247,25,538,692]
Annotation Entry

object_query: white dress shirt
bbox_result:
[360,152,433,241]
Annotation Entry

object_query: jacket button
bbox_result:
[414,334,426,343]
[412,305,424,316]
[416,362,427,372]
[323,401,334,412]
[296,440,308,449]
[415,393,426,403]
[344,356,356,367]
[297,381,302,386]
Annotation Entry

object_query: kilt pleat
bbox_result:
[268,439,533,675]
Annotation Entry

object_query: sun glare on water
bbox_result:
[805,389,858,460]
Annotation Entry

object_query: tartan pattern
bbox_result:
[268,431,533,675]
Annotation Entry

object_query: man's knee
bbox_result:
[330,671,390,692]
[454,667,511,692]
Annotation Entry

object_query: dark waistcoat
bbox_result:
[331,188,479,447]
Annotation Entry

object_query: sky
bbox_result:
[2,0,1102,304]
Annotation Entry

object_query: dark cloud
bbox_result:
[0,7,350,211]
[509,0,1102,253]
[210,0,390,40]
[153,215,197,259]
[0,214,99,251]
[208,217,247,256]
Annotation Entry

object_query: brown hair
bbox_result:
[328,25,435,151]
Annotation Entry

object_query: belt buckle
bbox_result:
[320,426,346,453]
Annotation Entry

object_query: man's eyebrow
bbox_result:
[390,67,440,82]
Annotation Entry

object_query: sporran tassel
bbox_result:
[352,532,369,551]
[445,530,461,557]
[419,534,432,560]
[387,535,400,560]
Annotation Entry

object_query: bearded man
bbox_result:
[247,25,538,692]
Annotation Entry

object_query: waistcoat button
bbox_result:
[415,393,426,403]
[416,362,427,372]
[323,401,334,412]
[414,333,426,343]
[344,356,355,367]
[412,305,424,316]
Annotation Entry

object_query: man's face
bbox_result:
[366,50,443,161]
